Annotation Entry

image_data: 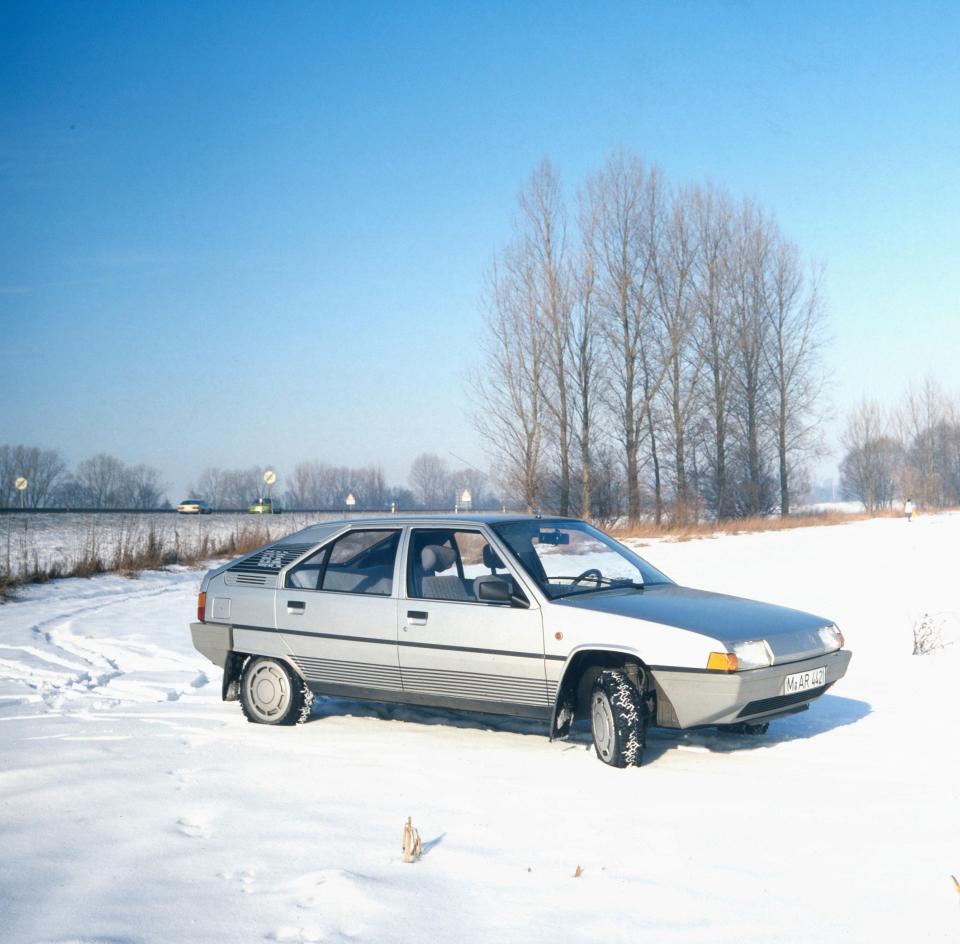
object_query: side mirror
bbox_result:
[475,576,512,603]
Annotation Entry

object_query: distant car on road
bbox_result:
[190,515,851,768]
[177,499,212,515]
[248,497,280,515]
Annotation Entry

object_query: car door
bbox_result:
[398,527,550,717]
[275,527,403,696]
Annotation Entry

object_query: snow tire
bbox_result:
[590,669,649,768]
[239,656,311,726]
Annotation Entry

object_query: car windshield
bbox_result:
[491,520,672,600]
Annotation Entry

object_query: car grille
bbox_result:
[736,684,829,719]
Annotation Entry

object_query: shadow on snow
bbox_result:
[304,691,872,764]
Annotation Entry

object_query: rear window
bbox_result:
[286,529,400,596]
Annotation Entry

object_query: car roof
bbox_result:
[275,513,578,546]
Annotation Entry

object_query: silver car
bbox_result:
[190,515,851,767]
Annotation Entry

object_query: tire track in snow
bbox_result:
[1,575,206,713]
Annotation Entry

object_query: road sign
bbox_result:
[14,477,28,491]
[263,470,277,486]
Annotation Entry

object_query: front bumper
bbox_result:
[651,648,852,728]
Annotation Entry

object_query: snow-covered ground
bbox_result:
[0,514,957,943]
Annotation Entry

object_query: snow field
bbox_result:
[0,514,957,942]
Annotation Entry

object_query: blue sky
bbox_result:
[2,1,958,499]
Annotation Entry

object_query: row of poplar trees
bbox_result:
[475,152,826,524]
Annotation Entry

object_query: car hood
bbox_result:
[554,584,835,663]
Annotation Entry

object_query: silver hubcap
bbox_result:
[592,693,615,760]
[245,661,291,721]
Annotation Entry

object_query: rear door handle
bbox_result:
[406,610,428,626]
[287,600,306,614]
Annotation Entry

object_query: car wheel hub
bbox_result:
[247,663,290,720]
[592,693,614,760]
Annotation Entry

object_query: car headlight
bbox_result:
[731,639,774,670]
[817,623,844,651]
[708,640,774,671]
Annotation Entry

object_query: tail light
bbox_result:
[197,591,206,622]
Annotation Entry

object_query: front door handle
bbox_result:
[406,610,428,626]
[287,600,306,614]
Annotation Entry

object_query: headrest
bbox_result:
[483,544,505,570]
[421,544,457,573]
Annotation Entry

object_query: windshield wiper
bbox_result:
[551,579,644,599]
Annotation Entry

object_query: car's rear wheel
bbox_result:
[239,656,312,726]
[590,669,648,768]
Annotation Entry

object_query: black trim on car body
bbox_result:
[232,622,567,661]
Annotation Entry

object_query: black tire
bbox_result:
[239,656,313,726]
[590,669,648,768]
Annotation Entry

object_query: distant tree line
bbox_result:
[0,446,166,509]
[1,446,502,513]
[189,454,501,511]
[840,380,960,512]
[278,454,499,511]
[475,153,827,523]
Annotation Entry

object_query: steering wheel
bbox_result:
[572,568,603,586]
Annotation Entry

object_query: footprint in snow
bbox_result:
[175,815,211,839]
[191,671,210,688]
[218,867,256,894]
[267,926,322,943]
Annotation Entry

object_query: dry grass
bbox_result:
[0,520,276,600]
[609,509,900,543]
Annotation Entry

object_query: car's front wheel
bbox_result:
[239,656,312,726]
[590,669,648,768]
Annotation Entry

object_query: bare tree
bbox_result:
[449,466,491,510]
[764,237,827,515]
[520,160,574,514]
[474,244,548,512]
[839,400,901,511]
[409,453,451,509]
[571,189,601,517]
[652,185,703,523]
[897,378,948,507]
[120,464,166,509]
[589,152,663,524]
[727,201,777,516]
[474,152,831,523]
[0,445,67,508]
[690,186,737,518]
[75,454,126,508]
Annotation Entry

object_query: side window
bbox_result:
[407,529,526,605]
[286,530,400,596]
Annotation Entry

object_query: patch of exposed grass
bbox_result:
[610,509,899,543]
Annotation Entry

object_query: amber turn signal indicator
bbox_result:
[706,651,739,672]
[197,591,206,622]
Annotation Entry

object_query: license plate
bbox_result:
[783,665,826,695]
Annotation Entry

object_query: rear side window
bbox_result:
[286,529,400,596]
